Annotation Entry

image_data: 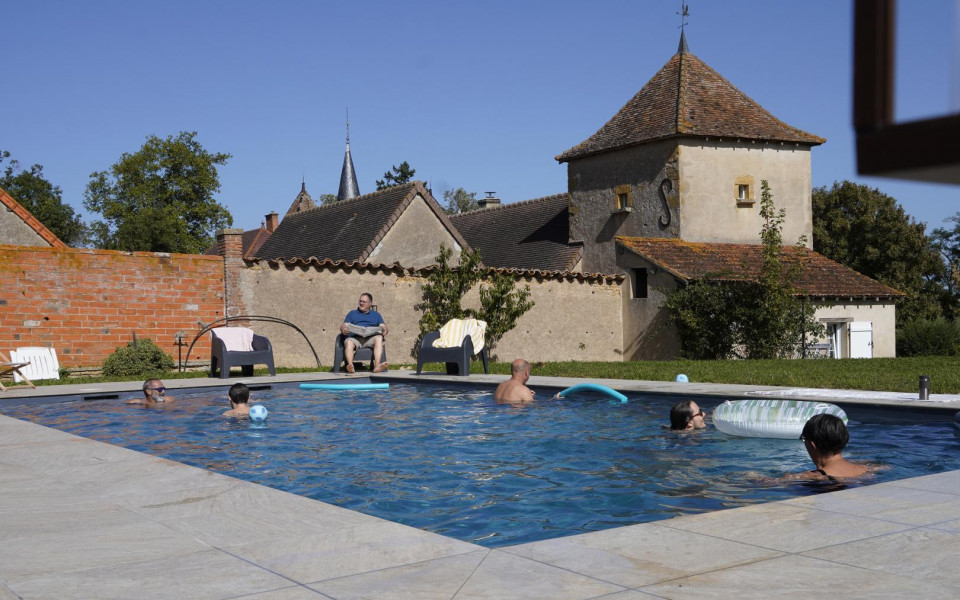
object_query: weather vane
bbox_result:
[678,2,689,31]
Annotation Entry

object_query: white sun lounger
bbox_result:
[10,347,60,382]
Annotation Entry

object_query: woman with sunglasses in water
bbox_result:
[669,399,707,431]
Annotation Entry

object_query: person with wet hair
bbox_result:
[797,413,867,478]
[127,379,175,405]
[669,399,707,431]
[223,382,251,417]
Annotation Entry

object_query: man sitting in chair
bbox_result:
[341,292,389,373]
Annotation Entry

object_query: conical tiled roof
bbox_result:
[557,38,824,162]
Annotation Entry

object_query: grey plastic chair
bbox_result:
[210,330,276,379]
[416,331,489,376]
[333,333,387,373]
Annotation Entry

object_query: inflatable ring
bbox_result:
[557,383,628,403]
[300,383,390,391]
[712,399,847,439]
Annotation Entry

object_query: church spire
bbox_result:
[337,111,360,202]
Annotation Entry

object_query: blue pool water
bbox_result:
[3,383,960,548]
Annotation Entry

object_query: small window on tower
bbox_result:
[614,184,632,213]
[734,176,755,206]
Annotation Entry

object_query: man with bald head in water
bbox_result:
[494,359,535,405]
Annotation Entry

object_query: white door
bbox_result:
[850,321,873,358]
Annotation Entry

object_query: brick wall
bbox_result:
[0,245,224,369]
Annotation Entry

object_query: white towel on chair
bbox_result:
[10,347,60,382]
[212,327,254,352]
[433,319,486,352]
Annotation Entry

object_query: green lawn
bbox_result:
[8,357,958,394]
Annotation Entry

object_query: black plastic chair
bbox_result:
[210,330,276,379]
[333,333,387,373]
[416,331,489,376]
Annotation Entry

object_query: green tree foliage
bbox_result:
[416,244,534,358]
[930,215,960,318]
[83,132,233,254]
[896,318,960,357]
[375,161,416,190]
[319,193,337,205]
[101,338,175,378]
[0,150,87,246]
[664,181,822,359]
[442,187,478,215]
[812,181,943,323]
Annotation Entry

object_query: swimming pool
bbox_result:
[3,382,959,548]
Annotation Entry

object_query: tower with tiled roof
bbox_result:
[286,181,317,216]
[337,119,360,202]
[557,34,824,274]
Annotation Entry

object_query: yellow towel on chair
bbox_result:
[434,319,487,352]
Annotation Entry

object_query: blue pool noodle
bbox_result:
[557,383,628,403]
[300,383,390,391]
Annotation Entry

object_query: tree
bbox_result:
[319,193,337,205]
[0,150,87,245]
[812,181,943,323]
[442,187,478,214]
[664,181,821,359]
[739,181,821,359]
[416,243,534,359]
[929,215,960,318]
[83,132,233,254]
[375,161,416,190]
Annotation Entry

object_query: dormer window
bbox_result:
[734,176,755,206]
[614,184,632,214]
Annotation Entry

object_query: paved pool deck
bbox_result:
[1,371,959,599]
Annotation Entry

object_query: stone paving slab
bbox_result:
[2,373,960,598]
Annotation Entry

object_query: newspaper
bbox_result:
[344,323,383,337]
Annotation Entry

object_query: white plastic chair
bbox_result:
[10,347,60,382]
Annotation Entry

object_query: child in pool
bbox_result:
[223,383,251,417]
[788,413,870,479]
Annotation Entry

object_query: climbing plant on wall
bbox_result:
[415,243,534,359]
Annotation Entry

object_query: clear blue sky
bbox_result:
[4,0,958,235]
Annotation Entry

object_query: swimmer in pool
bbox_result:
[223,383,251,417]
[789,413,868,479]
[127,379,175,405]
[495,359,536,405]
[669,400,707,431]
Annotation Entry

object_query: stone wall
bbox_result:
[677,140,813,246]
[238,258,625,367]
[0,245,223,369]
[812,301,897,358]
[0,204,52,247]
[566,139,679,274]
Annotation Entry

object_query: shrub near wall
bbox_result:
[0,245,224,369]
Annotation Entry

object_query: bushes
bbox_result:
[897,318,960,357]
[102,338,175,378]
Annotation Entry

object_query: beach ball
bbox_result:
[675,374,689,383]
[249,404,269,421]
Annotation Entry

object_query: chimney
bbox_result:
[265,212,279,232]
[478,191,501,210]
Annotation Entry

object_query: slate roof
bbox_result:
[449,193,582,272]
[557,40,825,162]
[616,237,902,299]
[0,184,67,248]
[254,181,470,262]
